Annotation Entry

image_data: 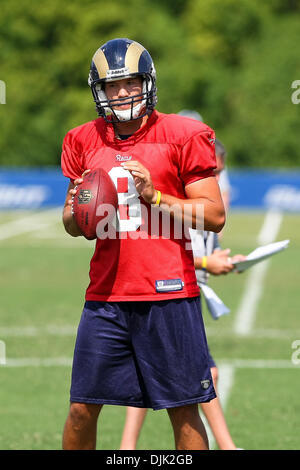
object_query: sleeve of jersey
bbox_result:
[61,132,84,183]
[180,129,217,187]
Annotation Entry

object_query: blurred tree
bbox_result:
[183,0,265,66]
[0,0,190,166]
[0,0,300,168]
[268,0,300,14]
[220,15,300,168]
[148,0,188,15]
[182,0,300,168]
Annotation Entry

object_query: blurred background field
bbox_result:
[0,210,299,450]
[1,0,300,451]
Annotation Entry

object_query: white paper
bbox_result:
[200,283,230,320]
[232,239,290,273]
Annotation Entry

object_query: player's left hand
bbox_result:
[230,253,247,274]
[230,254,247,263]
[121,160,157,204]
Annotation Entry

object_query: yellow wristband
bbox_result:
[154,190,161,206]
[201,256,207,270]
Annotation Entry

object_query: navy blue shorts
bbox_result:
[70,297,216,410]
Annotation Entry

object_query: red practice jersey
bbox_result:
[61,110,216,301]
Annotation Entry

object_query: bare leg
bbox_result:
[200,367,237,450]
[62,402,102,450]
[119,407,148,450]
[167,404,209,450]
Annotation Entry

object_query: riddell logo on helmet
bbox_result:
[115,155,132,162]
[106,67,130,79]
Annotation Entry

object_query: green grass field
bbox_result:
[0,209,300,450]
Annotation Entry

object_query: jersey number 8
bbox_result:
[108,166,142,232]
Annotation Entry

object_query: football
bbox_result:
[72,168,118,240]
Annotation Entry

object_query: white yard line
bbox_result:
[206,327,300,339]
[0,208,61,240]
[257,209,284,246]
[2,357,72,367]
[0,340,6,365]
[0,325,77,337]
[233,209,283,336]
[0,358,297,368]
[218,359,298,369]
[233,261,271,335]
[1,325,299,339]
[1,325,298,340]
[0,208,94,247]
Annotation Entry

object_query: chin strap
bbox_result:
[112,102,145,121]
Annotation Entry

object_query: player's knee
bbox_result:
[167,403,199,422]
[69,402,102,430]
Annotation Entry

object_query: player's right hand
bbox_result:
[73,169,91,187]
[66,170,91,207]
[63,170,91,237]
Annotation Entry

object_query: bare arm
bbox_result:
[194,250,247,275]
[121,161,226,233]
[161,176,225,232]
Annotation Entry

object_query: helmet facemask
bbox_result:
[91,73,156,123]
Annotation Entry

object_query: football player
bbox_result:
[61,38,225,450]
